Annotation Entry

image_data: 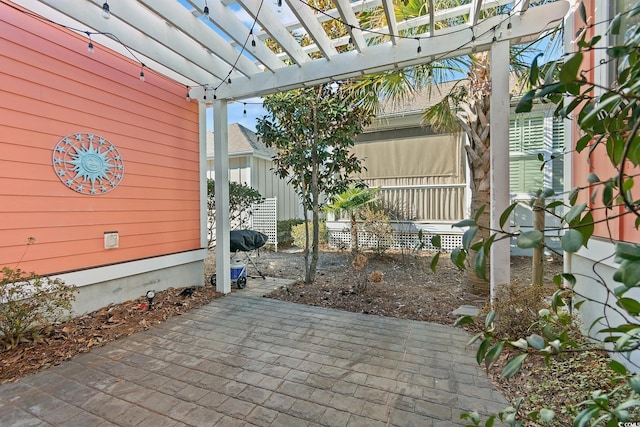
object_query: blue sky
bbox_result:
[208,98,265,132]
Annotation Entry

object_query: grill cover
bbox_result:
[230,230,268,252]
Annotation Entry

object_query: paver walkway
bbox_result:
[0,277,508,426]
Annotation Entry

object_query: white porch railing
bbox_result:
[375,183,467,222]
[326,182,468,252]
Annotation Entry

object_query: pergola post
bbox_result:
[213,99,231,294]
[489,39,511,301]
[199,103,208,250]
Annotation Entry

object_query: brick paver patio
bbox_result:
[0,277,507,426]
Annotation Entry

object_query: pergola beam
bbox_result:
[235,0,311,66]
[38,0,236,84]
[382,0,399,45]
[287,0,338,58]
[137,0,261,77]
[208,1,569,100]
[183,0,285,72]
[333,0,368,53]
[469,0,483,26]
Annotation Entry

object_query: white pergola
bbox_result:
[18,0,569,297]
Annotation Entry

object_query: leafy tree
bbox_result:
[207,179,263,249]
[325,185,379,253]
[256,83,371,283]
[452,2,640,424]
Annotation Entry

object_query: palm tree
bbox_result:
[326,186,379,253]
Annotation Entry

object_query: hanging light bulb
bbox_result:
[243,103,247,116]
[186,86,191,102]
[416,38,422,54]
[102,1,110,19]
[204,1,210,16]
[227,78,232,84]
[86,33,94,54]
[507,20,513,35]
[277,0,282,12]
[213,90,217,100]
[139,64,145,82]
[250,29,256,47]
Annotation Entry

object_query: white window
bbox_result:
[509,111,564,195]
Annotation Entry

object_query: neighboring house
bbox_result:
[0,7,203,315]
[206,123,301,222]
[328,88,468,252]
[566,0,640,367]
[327,83,565,254]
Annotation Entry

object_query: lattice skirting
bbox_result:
[250,197,278,251]
[328,229,463,252]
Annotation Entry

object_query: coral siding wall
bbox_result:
[0,3,201,275]
[572,0,640,243]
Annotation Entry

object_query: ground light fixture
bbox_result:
[146,290,155,310]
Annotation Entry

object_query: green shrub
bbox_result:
[277,219,304,248]
[0,267,77,349]
[291,221,327,249]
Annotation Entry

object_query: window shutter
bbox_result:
[510,111,546,193]
[521,113,545,151]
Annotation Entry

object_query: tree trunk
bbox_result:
[306,105,320,284]
[460,54,493,295]
[302,191,310,283]
[350,214,358,253]
[532,198,545,286]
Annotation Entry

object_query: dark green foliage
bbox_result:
[206,179,264,248]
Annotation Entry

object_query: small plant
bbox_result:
[351,254,369,293]
[480,283,554,340]
[0,267,77,349]
[291,221,327,249]
[361,206,393,256]
[349,254,384,293]
[368,270,384,285]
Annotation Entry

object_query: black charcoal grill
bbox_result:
[210,230,268,289]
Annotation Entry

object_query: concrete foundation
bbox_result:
[53,250,207,315]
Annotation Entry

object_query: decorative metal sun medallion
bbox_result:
[52,133,124,195]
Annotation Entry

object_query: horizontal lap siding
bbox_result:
[0,3,200,275]
[571,2,640,244]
